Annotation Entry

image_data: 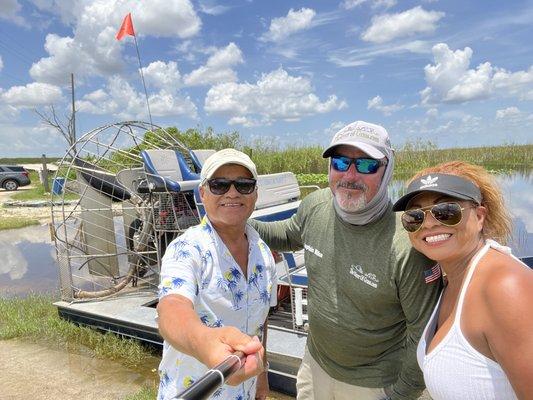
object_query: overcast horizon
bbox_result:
[1,0,532,157]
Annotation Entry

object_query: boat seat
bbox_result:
[140,149,200,193]
[255,172,300,210]
[191,149,216,167]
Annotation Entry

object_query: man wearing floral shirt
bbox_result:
[157,149,277,400]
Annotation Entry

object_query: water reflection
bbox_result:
[0,224,58,295]
[390,171,533,257]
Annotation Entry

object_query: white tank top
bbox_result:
[417,240,522,400]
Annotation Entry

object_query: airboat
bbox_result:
[51,121,310,395]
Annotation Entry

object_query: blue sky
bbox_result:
[0,0,532,157]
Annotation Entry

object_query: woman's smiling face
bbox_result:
[405,192,486,264]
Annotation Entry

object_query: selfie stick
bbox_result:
[174,351,247,400]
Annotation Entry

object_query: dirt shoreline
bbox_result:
[0,339,155,400]
[0,187,54,224]
[0,204,54,222]
[0,338,295,400]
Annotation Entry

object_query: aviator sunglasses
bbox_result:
[331,156,387,174]
[401,202,476,233]
[207,178,257,195]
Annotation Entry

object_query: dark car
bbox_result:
[0,165,31,190]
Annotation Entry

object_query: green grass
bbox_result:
[10,170,78,202]
[0,215,40,230]
[0,157,61,164]
[393,142,533,180]
[124,384,158,400]
[248,143,532,177]
[0,294,157,368]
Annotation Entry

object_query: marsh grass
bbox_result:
[0,294,157,368]
[124,384,158,400]
[393,143,533,180]
[0,215,40,230]
[270,144,532,183]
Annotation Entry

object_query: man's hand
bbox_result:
[197,326,266,386]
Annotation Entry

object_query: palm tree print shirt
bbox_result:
[157,217,277,400]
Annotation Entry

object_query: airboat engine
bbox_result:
[51,121,202,300]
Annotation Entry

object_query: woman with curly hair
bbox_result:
[393,161,532,399]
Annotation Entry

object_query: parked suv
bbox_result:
[0,165,31,190]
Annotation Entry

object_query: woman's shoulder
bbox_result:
[479,249,532,313]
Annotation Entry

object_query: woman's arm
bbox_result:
[483,257,533,399]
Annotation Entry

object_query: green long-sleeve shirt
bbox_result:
[251,188,441,400]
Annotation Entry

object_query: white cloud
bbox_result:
[77,75,196,119]
[342,0,397,10]
[1,82,63,107]
[0,0,24,24]
[142,61,182,90]
[29,33,103,86]
[493,67,533,100]
[0,103,20,121]
[395,112,482,140]
[184,43,243,86]
[261,8,316,42]
[0,122,69,157]
[328,40,431,67]
[325,121,345,136]
[198,0,230,15]
[205,68,346,126]
[367,95,403,115]
[0,55,3,72]
[421,43,533,104]
[496,106,521,119]
[426,107,438,118]
[29,0,201,86]
[362,6,444,43]
[30,0,86,25]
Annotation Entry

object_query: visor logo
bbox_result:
[420,175,438,189]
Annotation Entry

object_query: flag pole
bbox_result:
[132,34,153,128]
[117,13,154,128]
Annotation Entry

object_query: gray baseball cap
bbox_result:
[323,120,392,159]
[393,173,482,211]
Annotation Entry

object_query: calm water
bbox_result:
[0,172,531,293]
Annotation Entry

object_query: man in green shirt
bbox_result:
[251,121,441,400]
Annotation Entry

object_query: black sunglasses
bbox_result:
[401,202,475,233]
[207,178,257,195]
[331,156,387,174]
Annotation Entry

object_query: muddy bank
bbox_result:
[0,339,158,400]
[0,339,295,400]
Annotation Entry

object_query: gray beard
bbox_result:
[332,154,395,225]
[334,188,367,212]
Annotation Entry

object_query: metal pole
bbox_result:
[41,153,49,193]
[174,352,246,400]
[133,35,153,128]
[71,73,76,146]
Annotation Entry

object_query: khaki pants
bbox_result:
[296,346,391,400]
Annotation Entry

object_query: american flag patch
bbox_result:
[424,263,441,283]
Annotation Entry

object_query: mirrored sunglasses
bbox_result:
[401,202,475,233]
[331,156,387,174]
[207,178,257,195]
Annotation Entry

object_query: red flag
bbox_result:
[116,13,135,40]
